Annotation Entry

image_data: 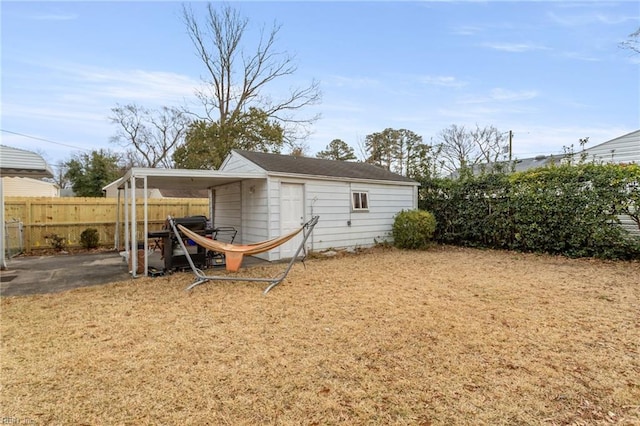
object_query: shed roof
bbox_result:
[0,145,53,178]
[234,150,417,183]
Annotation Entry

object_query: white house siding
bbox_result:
[583,130,640,164]
[619,215,639,237]
[582,130,639,236]
[2,177,59,197]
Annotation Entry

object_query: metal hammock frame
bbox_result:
[167,215,319,294]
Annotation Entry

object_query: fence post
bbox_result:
[25,199,32,252]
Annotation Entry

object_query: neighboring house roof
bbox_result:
[449,155,560,178]
[451,129,640,178]
[233,150,417,183]
[0,145,53,178]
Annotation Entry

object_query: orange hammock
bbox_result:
[177,223,305,272]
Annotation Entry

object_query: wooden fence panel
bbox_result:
[3,197,209,252]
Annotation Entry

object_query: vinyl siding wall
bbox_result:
[2,177,59,197]
[219,153,263,173]
[241,179,270,259]
[583,131,640,236]
[306,181,416,251]
[583,130,640,165]
[212,182,242,240]
[264,177,417,258]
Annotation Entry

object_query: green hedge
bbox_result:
[419,163,640,260]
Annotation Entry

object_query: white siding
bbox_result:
[619,215,639,237]
[296,179,416,253]
[212,182,242,240]
[583,130,640,164]
[585,130,640,236]
[233,175,418,261]
[2,177,59,197]
[241,179,270,258]
[219,152,264,173]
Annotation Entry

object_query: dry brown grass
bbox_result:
[1,246,639,425]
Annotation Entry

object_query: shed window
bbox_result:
[352,191,369,211]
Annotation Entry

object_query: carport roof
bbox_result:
[0,145,53,178]
[109,167,266,191]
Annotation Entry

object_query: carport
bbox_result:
[0,146,54,270]
[110,167,266,277]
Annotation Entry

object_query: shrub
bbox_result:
[392,209,436,250]
[46,234,67,251]
[80,228,100,249]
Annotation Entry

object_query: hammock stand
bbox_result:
[167,215,319,294]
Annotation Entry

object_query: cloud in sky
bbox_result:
[481,42,550,53]
[461,88,539,104]
[42,63,200,104]
[28,13,78,21]
[419,75,468,88]
[547,10,637,27]
[325,75,382,90]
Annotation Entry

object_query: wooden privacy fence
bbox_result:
[3,197,209,253]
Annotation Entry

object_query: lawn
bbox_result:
[1,246,639,425]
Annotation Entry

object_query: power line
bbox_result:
[1,129,91,151]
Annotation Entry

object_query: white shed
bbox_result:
[113,150,419,276]
[218,150,419,259]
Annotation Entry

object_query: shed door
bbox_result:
[280,183,304,259]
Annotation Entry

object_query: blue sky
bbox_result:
[1,1,638,169]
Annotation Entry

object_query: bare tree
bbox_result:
[470,125,507,164]
[620,27,640,54]
[182,3,321,146]
[109,103,191,168]
[436,124,507,174]
[51,161,71,189]
[436,124,476,173]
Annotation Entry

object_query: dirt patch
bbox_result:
[15,246,117,257]
[1,246,639,424]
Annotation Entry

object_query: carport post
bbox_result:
[143,175,148,277]
[114,189,121,250]
[124,183,129,262]
[1,177,6,270]
[130,175,137,277]
[208,188,215,228]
